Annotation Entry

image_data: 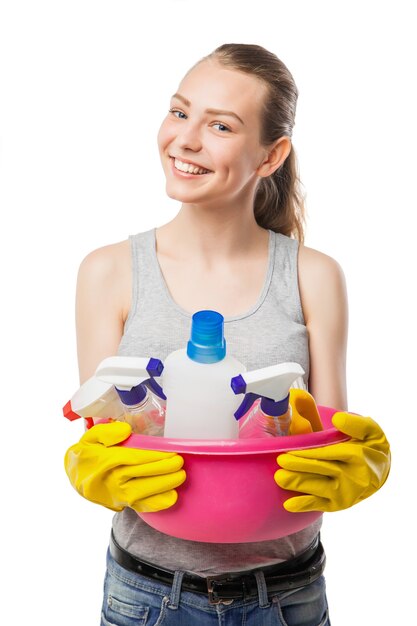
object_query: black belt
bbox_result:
[109,531,326,605]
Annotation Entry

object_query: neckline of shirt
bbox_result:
[149,228,276,323]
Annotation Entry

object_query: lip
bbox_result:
[169,156,213,177]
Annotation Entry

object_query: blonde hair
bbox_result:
[205,43,306,242]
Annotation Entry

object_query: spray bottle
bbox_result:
[231,362,305,438]
[162,310,246,439]
[63,376,126,429]
[95,356,166,436]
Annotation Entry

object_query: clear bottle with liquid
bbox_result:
[95,356,166,436]
[237,397,292,438]
[116,381,166,436]
[231,362,305,438]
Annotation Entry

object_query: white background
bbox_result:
[1,1,415,624]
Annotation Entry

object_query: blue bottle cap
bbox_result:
[187,310,226,364]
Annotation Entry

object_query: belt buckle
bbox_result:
[206,576,235,605]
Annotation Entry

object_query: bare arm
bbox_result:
[75,240,131,384]
[298,244,349,411]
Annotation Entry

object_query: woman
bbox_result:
[65,43,390,625]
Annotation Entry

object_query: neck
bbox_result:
[157,199,268,262]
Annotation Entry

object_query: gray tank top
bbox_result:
[113,228,321,576]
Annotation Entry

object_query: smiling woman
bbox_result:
[157,55,291,214]
[63,42,390,626]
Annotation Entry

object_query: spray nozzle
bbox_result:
[62,375,124,422]
[63,399,79,421]
[231,362,305,420]
[95,356,164,407]
[95,356,163,389]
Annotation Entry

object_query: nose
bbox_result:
[177,120,202,152]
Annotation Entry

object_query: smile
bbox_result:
[173,158,211,175]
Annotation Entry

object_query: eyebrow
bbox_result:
[171,92,245,125]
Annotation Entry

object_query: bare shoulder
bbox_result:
[298,243,345,280]
[297,244,348,324]
[78,239,130,280]
[77,239,131,317]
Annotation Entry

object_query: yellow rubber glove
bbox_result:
[64,421,186,513]
[274,412,391,513]
[289,388,324,435]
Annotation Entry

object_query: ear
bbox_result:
[256,137,292,178]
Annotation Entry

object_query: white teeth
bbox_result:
[174,158,209,175]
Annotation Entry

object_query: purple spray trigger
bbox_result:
[234,392,262,420]
[231,375,261,420]
[147,377,167,401]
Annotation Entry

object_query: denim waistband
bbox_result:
[109,531,325,605]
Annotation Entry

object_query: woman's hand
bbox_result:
[64,421,186,513]
[274,412,391,513]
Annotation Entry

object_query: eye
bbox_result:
[169,108,187,119]
[212,122,231,132]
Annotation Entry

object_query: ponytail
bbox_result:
[254,147,305,242]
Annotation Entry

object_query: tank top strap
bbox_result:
[126,229,166,329]
[267,232,305,327]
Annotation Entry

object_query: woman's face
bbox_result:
[157,59,270,207]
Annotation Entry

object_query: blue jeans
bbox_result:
[100,549,331,626]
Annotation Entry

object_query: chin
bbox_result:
[164,183,207,204]
[165,185,186,202]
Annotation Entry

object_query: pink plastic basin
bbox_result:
[121,406,348,543]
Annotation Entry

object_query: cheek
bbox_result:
[223,145,261,179]
[239,143,265,176]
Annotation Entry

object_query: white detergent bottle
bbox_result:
[162,310,246,439]
[95,356,166,436]
[231,362,305,438]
